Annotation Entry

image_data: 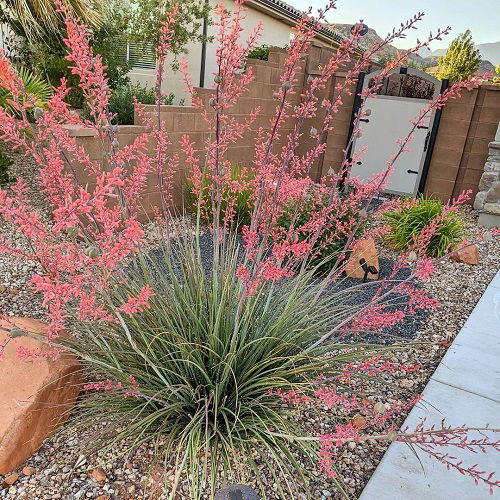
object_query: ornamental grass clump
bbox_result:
[66,237,376,497]
[0,0,498,498]
[383,196,465,257]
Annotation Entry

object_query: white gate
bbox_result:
[349,68,442,196]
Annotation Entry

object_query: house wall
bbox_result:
[128,0,336,102]
[68,45,500,220]
[0,24,10,52]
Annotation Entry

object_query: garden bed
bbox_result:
[0,150,499,499]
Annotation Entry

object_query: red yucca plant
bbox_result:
[0,0,498,498]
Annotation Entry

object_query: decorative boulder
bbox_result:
[0,318,82,474]
[450,242,479,265]
[344,238,380,280]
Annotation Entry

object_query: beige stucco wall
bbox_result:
[128,0,297,103]
[0,24,9,51]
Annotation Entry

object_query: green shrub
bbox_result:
[110,84,174,125]
[24,4,133,109]
[0,150,13,185]
[185,163,255,229]
[63,234,373,497]
[247,44,270,60]
[29,40,84,107]
[276,192,365,273]
[383,197,465,257]
[435,29,481,82]
[85,84,175,125]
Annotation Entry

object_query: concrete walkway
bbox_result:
[360,270,500,500]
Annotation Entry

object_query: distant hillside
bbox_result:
[477,60,495,74]
[331,23,426,64]
[428,41,499,64]
[477,42,500,65]
[331,23,499,74]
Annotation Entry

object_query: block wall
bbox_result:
[68,45,500,219]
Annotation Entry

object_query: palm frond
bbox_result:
[0,66,52,114]
[0,0,104,40]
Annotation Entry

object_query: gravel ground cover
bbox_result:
[0,149,499,499]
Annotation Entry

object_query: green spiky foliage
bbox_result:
[276,193,365,274]
[0,150,13,185]
[59,232,384,499]
[435,30,481,81]
[0,66,52,115]
[383,197,465,257]
[185,164,255,230]
[0,0,103,41]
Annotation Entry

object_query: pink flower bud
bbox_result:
[86,246,100,258]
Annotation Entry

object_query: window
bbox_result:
[117,40,156,70]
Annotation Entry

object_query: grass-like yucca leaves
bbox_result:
[383,197,465,257]
[62,233,382,498]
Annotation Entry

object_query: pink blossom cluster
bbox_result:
[84,375,140,398]
[0,4,157,343]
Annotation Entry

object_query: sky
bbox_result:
[292,0,499,50]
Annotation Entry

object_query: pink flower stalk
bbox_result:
[275,378,499,494]
[0,7,156,343]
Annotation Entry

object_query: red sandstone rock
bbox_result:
[90,468,107,482]
[350,414,367,429]
[344,238,380,280]
[450,242,479,265]
[0,318,82,475]
[22,466,36,476]
[2,472,19,486]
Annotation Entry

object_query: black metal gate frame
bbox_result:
[342,68,449,196]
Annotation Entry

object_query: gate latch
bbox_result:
[424,131,431,152]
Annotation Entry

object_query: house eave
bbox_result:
[247,0,346,48]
